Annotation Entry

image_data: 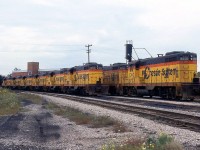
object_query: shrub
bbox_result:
[101,133,183,150]
[143,133,182,150]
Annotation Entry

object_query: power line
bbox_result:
[0,49,86,52]
[10,43,84,46]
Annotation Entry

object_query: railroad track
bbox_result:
[16,90,200,112]
[25,91,200,133]
[94,95,200,113]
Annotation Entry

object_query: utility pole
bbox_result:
[85,44,92,63]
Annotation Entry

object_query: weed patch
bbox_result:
[113,122,129,133]
[18,93,43,105]
[45,102,128,132]
[101,133,183,150]
[0,90,45,115]
[0,89,20,115]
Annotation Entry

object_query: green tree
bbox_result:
[13,67,21,71]
[0,75,4,86]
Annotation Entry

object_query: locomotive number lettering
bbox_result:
[75,74,89,81]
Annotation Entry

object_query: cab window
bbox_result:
[189,55,197,60]
[180,56,189,60]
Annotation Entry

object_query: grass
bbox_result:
[0,88,20,115]
[0,89,44,115]
[102,139,144,150]
[18,93,44,104]
[101,133,183,150]
[45,102,128,132]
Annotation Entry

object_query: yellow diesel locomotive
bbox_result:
[2,62,108,95]
[102,42,199,100]
[47,63,108,95]
[2,77,15,89]
[2,42,200,100]
[69,63,108,95]
[103,63,128,95]
[133,51,197,99]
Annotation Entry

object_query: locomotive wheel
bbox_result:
[127,89,133,96]
[190,98,194,101]
[137,93,143,97]
[148,90,153,98]
[66,88,71,94]
[109,87,116,96]
[80,88,87,96]
[166,88,176,100]
[118,89,124,96]
[61,88,66,93]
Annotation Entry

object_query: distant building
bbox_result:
[12,62,39,77]
[38,69,60,75]
[27,62,39,75]
[11,62,67,77]
[12,70,28,77]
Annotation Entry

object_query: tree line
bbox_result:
[0,75,4,86]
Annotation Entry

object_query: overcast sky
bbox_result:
[0,0,200,75]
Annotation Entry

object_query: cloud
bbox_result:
[0,0,200,75]
[137,1,200,30]
[29,0,59,7]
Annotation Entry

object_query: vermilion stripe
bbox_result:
[38,70,102,77]
[104,69,127,73]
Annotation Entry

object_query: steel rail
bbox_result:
[94,96,200,113]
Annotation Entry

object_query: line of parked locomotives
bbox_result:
[2,51,200,100]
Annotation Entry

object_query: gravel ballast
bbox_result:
[41,94,200,149]
[0,93,200,150]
